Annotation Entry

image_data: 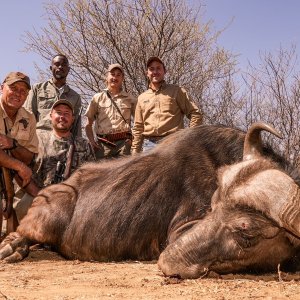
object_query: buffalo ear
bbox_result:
[243,122,282,161]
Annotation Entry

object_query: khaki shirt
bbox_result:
[85,89,136,135]
[25,79,82,135]
[131,82,202,152]
[34,130,95,187]
[0,99,39,154]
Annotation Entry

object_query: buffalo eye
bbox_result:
[235,232,256,248]
[233,223,259,248]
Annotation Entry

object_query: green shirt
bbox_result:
[25,79,82,136]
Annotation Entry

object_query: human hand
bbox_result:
[0,134,14,150]
[16,163,32,187]
[92,140,101,149]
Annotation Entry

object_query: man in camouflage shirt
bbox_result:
[15,99,94,221]
[34,99,94,187]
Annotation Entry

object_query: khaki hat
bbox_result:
[51,99,74,114]
[3,71,31,89]
[146,56,165,69]
[107,63,124,74]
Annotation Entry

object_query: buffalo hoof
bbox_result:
[0,232,29,263]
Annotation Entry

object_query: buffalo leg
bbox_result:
[0,232,30,262]
[0,183,77,262]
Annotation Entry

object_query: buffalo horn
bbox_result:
[243,122,282,161]
[242,123,300,237]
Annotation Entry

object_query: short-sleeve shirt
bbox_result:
[34,130,95,188]
[0,99,39,154]
[25,79,82,135]
[85,89,136,135]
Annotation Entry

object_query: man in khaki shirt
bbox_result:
[131,57,203,153]
[0,72,39,187]
[85,64,136,159]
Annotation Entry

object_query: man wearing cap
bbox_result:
[14,99,94,221]
[0,71,39,187]
[34,99,94,188]
[85,63,136,159]
[131,57,203,154]
[24,54,82,136]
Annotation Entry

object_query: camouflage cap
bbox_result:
[3,71,31,89]
[146,56,165,69]
[51,99,74,114]
[107,63,124,74]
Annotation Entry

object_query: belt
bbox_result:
[97,131,132,142]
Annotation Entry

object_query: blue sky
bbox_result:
[203,1,300,69]
[1,0,300,84]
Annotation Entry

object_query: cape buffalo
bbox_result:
[0,122,300,279]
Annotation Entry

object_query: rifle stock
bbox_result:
[1,166,19,237]
[14,174,40,198]
[0,195,2,240]
[63,143,74,180]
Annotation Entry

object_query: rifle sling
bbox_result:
[106,90,131,129]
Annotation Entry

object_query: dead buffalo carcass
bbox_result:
[0,122,300,279]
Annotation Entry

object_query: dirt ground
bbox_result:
[0,248,299,300]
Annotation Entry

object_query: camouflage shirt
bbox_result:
[34,130,95,188]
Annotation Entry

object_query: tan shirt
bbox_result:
[85,89,137,135]
[131,82,202,152]
[0,100,39,154]
[25,79,82,135]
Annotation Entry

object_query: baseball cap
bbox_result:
[146,56,165,69]
[51,99,74,114]
[107,63,124,74]
[3,72,31,89]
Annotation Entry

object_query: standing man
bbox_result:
[0,72,38,187]
[85,64,136,159]
[14,99,94,221]
[25,54,82,136]
[131,57,203,154]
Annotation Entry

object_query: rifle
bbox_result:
[0,167,19,239]
[52,107,83,184]
[96,136,117,148]
[0,120,21,238]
